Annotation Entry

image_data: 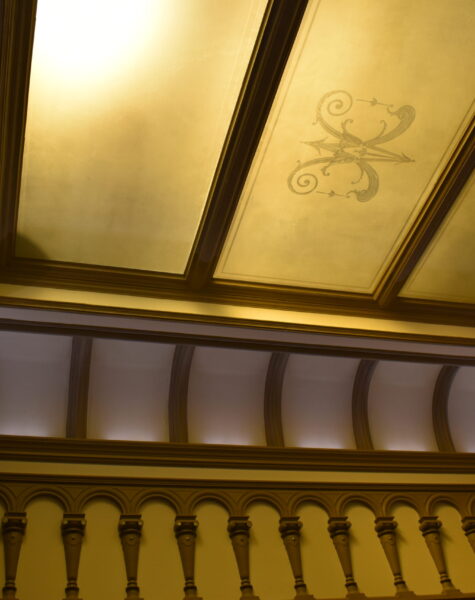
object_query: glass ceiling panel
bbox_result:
[16,0,266,272]
[215,0,475,293]
[401,171,475,304]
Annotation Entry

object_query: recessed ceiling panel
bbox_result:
[16,0,266,272]
[401,171,475,303]
[216,0,475,292]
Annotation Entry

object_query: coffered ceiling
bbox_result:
[0,0,474,345]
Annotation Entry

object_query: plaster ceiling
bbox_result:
[216,0,475,292]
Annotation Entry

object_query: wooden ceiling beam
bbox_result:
[432,365,458,453]
[264,352,289,447]
[0,0,37,267]
[168,344,195,443]
[185,0,309,291]
[374,117,475,308]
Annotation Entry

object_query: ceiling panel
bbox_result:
[215,0,475,292]
[16,0,266,272]
[401,171,475,303]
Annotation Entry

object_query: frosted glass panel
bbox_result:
[17,0,266,272]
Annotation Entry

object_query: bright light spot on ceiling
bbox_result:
[33,0,161,89]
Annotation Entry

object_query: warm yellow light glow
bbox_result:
[33,0,161,89]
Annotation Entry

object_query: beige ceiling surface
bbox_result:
[16,0,266,272]
[401,171,475,304]
[216,0,475,292]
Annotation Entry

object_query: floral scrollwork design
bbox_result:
[288,90,415,202]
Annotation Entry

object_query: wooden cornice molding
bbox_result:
[168,344,195,443]
[0,0,37,266]
[264,352,289,447]
[0,318,474,365]
[185,0,309,290]
[433,365,459,453]
[66,336,93,439]
[0,436,474,474]
[375,116,475,307]
[352,360,377,450]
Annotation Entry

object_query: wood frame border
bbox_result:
[0,436,474,474]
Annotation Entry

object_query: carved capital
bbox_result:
[327,518,362,597]
[2,512,27,600]
[228,517,259,600]
[279,517,315,599]
[374,517,412,596]
[419,517,459,595]
[61,514,86,600]
[461,517,475,553]
[118,515,143,600]
[174,517,202,600]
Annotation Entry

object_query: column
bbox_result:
[118,515,143,600]
[374,517,414,597]
[279,517,315,599]
[227,517,260,599]
[461,517,475,553]
[2,512,27,600]
[327,517,365,598]
[61,514,86,600]
[174,516,202,600]
[419,516,460,594]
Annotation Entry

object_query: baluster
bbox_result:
[227,517,260,599]
[2,512,27,600]
[461,517,475,553]
[61,514,86,600]
[119,515,144,600]
[327,517,365,598]
[419,516,460,594]
[374,517,414,597]
[279,517,315,599]
[174,516,202,600]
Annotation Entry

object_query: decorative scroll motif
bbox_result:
[2,512,27,600]
[174,516,202,600]
[461,517,475,553]
[419,517,460,594]
[61,514,86,600]
[288,90,415,202]
[279,517,315,599]
[228,517,260,600]
[118,515,143,600]
[327,517,365,598]
[374,517,413,596]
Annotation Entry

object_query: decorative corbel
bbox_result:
[418,517,460,594]
[174,516,202,600]
[118,515,143,600]
[227,517,260,599]
[61,514,86,600]
[2,512,27,600]
[374,517,413,597]
[327,517,365,598]
[279,517,315,599]
[461,517,475,553]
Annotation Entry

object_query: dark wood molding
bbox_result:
[352,360,377,450]
[185,0,309,290]
[0,0,37,266]
[0,316,474,365]
[433,365,459,453]
[374,116,475,307]
[264,352,289,447]
[0,435,474,474]
[66,336,93,439]
[168,345,195,443]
